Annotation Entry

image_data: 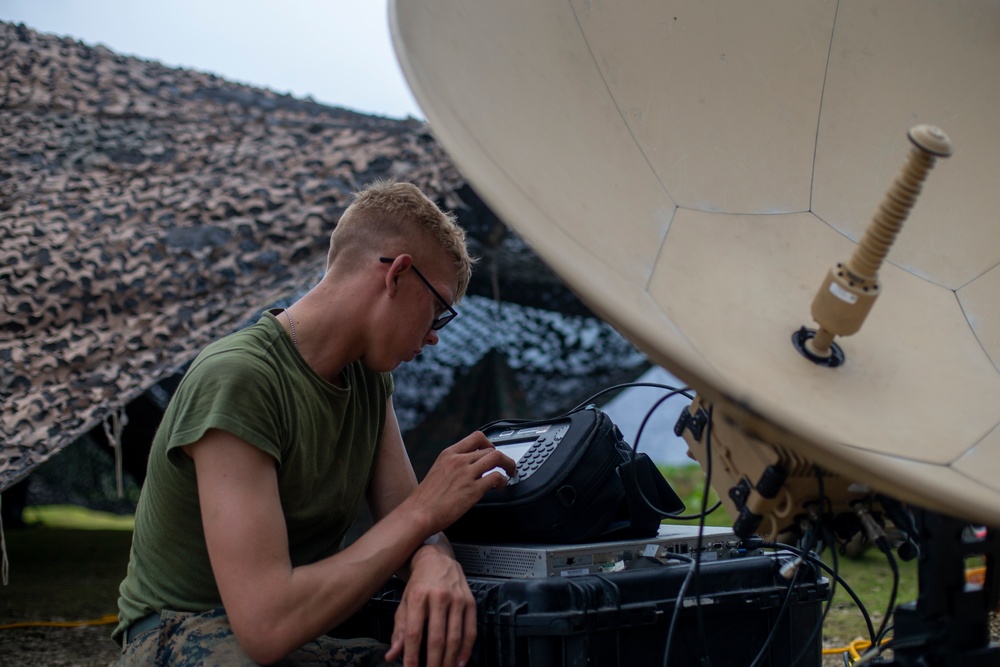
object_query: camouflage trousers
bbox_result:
[117,608,400,666]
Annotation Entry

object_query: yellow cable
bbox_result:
[0,613,118,630]
[848,638,871,660]
[822,638,872,657]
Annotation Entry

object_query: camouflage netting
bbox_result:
[0,21,647,496]
[393,294,649,477]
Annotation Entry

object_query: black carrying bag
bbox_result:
[446,406,686,544]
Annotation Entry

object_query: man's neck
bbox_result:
[281,281,368,385]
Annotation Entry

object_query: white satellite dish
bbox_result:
[388,0,1000,533]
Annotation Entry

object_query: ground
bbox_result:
[0,526,127,667]
[0,625,118,667]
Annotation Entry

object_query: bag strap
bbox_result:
[618,453,686,534]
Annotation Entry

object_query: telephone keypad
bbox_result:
[509,424,569,485]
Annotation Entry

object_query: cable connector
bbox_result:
[742,537,773,550]
[854,503,891,554]
[779,555,804,580]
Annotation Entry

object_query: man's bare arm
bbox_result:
[367,401,508,667]
[186,425,511,665]
[366,402,420,521]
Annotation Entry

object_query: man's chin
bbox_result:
[360,358,402,374]
[364,350,419,372]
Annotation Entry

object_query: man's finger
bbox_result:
[442,595,470,667]
[385,598,408,662]
[386,636,403,664]
[479,472,509,493]
[423,592,447,667]
[460,601,478,666]
[473,449,516,479]
[403,592,429,667]
[447,431,494,454]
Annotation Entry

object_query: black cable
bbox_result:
[476,381,693,434]
[747,527,821,667]
[596,383,723,524]
[854,637,895,667]
[666,500,722,521]
[875,623,894,646]
[773,541,877,645]
[790,469,840,667]
[791,483,837,667]
[631,388,692,461]
[816,470,839,608]
[661,405,714,667]
[621,386,724,519]
[594,549,696,667]
[655,552,696,566]
[860,637,895,666]
[693,406,713,664]
[628,388,697,517]
[850,499,900,651]
[747,561,803,667]
[661,553,697,667]
[567,381,694,414]
[876,547,899,649]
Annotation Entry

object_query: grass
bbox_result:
[21,504,135,532]
[658,464,920,648]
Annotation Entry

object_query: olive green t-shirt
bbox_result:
[114,311,393,643]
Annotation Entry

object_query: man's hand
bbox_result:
[380,432,514,667]
[403,432,516,535]
[385,541,476,667]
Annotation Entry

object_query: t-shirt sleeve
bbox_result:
[161,349,284,464]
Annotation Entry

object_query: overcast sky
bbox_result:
[0,0,422,119]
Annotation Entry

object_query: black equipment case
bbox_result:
[335,552,830,667]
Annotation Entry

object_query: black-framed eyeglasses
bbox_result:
[380,257,458,330]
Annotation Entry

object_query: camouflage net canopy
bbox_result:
[0,22,645,493]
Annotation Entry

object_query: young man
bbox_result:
[114,180,515,667]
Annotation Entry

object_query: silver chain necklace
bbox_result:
[284,308,298,349]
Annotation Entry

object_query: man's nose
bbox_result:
[424,328,439,346]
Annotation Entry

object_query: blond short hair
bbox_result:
[327,180,474,299]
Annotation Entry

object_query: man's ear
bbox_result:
[383,255,413,294]
[395,254,414,272]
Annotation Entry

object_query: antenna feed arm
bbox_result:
[804,125,953,360]
[806,265,880,356]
